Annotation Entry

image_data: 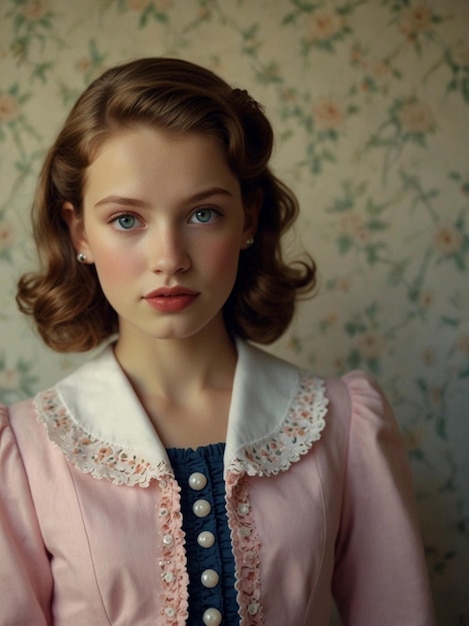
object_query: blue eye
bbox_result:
[192,209,214,224]
[113,214,139,230]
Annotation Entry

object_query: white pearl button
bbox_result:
[193,499,211,518]
[248,600,260,615]
[201,568,219,588]
[202,607,222,625]
[162,534,174,547]
[188,471,207,491]
[238,503,250,515]
[197,530,215,548]
[161,571,175,583]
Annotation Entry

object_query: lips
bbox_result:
[144,286,199,312]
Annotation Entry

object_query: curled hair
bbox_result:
[17,57,316,351]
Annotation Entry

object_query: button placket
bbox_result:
[188,469,223,623]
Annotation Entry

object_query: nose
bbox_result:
[148,226,190,276]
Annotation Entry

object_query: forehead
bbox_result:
[83,126,240,201]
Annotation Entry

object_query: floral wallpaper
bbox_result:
[1,0,468,623]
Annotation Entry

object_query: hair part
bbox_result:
[17,57,316,351]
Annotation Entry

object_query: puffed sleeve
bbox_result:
[0,404,53,625]
[331,372,436,626]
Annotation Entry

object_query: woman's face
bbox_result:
[64,126,257,345]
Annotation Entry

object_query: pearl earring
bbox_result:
[77,252,87,263]
[245,237,254,247]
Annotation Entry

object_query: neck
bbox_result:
[113,321,238,404]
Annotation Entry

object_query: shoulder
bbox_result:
[0,347,116,473]
[289,368,401,467]
[321,370,406,477]
[0,398,47,479]
[1,397,39,437]
[323,369,394,427]
[0,403,13,444]
[0,347,110,447]
[342,371,400,442]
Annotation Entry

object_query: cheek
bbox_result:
[203,240,242,280]
[91,244,142,293]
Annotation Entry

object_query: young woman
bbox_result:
[0,58,435,625]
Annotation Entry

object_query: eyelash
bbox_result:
[108,206,225,231]
[109,213,144,231]
[188,207,224,224]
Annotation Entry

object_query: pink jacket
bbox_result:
[0,339,435,625]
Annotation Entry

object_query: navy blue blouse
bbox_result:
[166,444,239,624]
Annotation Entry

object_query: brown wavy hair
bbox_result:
[17,57,316,352]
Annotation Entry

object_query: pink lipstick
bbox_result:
[144,287,199,313]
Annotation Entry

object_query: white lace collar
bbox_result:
[34,339,328,485]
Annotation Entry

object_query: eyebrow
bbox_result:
[94,187,234,209]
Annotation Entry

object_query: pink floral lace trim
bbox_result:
[225,371,328,624]
[157,478,189,624]
[229,371,328,477]
[34,387,189,624]
[34,388,167,487]
[225,477,264,625]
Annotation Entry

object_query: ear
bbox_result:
[241,190,261,249]
[61,202,94,263]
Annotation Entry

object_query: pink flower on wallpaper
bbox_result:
[398,101,434,133]
[371,62,392,81]
[430,386,443,406]
[357,332,386,360]
[432,224,463,255]
[421,347,435,366]
[127,0,149,9]
[350,46,363,64]
[457,335,469,357]
[0,221,14,250]
[404,427,426,450]
[337,278,351,292]
[154,0,173,10]
[127,0,172,10]
[313,98,344,129]
[0,95,20,123]
[76,58,107,83]
[0,369,19,391]
[76,57,92,73]
[399,6,433,36]
[132,0,173,11]
[340,213,362,234]
[339,212,368,241]
[21,0,48,21]
[419,290,434,309]
[333,356,346,371]
[452,43,469,67]
[306,10,345,41]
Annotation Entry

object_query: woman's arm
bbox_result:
[332,372,436,626]
[0,405,53,626]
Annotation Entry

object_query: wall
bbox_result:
[1,1,468,623]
